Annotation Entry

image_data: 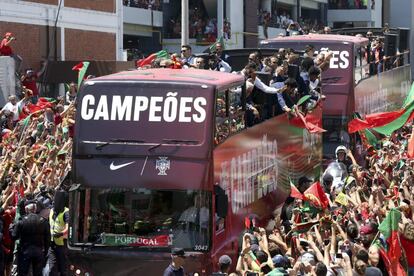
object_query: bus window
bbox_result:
[215,90,230,144]
[70,188,212,251]
[228,87,245,133]
[355,46,369,84]
[215,87,245,145]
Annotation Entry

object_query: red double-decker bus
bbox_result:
[69,68,322,275]
[261,33,411,159]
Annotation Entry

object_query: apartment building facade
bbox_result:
[0,0,123,71]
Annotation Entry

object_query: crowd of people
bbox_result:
[328,0,374,9]
[259,10,295,30]
[167,7,219,42]
[196,123,414,276]
[2,21,413,276]
[1,31,75,276]
[122,0,162,11]
[146,32,413,276]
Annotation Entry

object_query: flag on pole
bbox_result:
[290,180,305,200]
[209,36,225,53]
[72,61,90,89]
[378,208,406,276]
[136,50,169,68]
[303,182,330,209]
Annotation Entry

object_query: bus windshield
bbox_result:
[70,188,211,251]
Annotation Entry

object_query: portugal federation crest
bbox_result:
[156,157,170,176]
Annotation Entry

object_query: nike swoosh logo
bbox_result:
[110,161,135,171]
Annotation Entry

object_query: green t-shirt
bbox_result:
[266,268,288,276]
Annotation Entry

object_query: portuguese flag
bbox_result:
[378,208,406,276]
[136,50,169,68]
[72,61,90,89]
[408,128,414,159]
[303,182,329,209]
[348,83,414,135]
[290,182,305,200]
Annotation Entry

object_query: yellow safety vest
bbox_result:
[50,207,69,246]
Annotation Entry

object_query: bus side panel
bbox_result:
[211,107,323,270]
[355,64,412,115]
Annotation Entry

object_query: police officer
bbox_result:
[11,202,50,276]
[47,191,69,276]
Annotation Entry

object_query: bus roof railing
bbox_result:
[261,33,369,46]
[91,68,245,91]
[332,27,400,36]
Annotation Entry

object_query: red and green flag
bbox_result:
[136,50,169,68]
[209,36,225,53]
[303,182,329,209]
[348,83,414,135]
[290,180,305,200]
[378,208,406,276]
[290,103,326,134]
[72,61,90,89]
[18,97,56,121]
[408,128,414,159]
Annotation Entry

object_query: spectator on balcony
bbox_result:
[223,19,231,40]
[263,12,271,39]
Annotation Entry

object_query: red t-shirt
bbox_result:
[401,235,414,267]
[54,114,63,125]
[22,79,39,96]
[0,38,13,56]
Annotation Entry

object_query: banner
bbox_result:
[355,65,411,116]
[101,234,170,247]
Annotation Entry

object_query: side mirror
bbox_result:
[214,185,228,218]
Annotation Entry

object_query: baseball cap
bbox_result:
[255,250,268,264]
[218,255,232,265]
[171,248,186,258]
[272,254,288,267]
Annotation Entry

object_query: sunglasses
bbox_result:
[181,49,187,53]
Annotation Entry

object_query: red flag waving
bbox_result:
[408,128,414,159]
[290,183,305,200]
[304,182,329,209]
[348,109,406,133]
[290,110,326,133]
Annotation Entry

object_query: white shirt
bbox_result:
[218,60,232,73]
[254,77,282,94]
[1,102,19,121]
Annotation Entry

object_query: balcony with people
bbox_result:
[327,0,381,28]
[123,0,163,28]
